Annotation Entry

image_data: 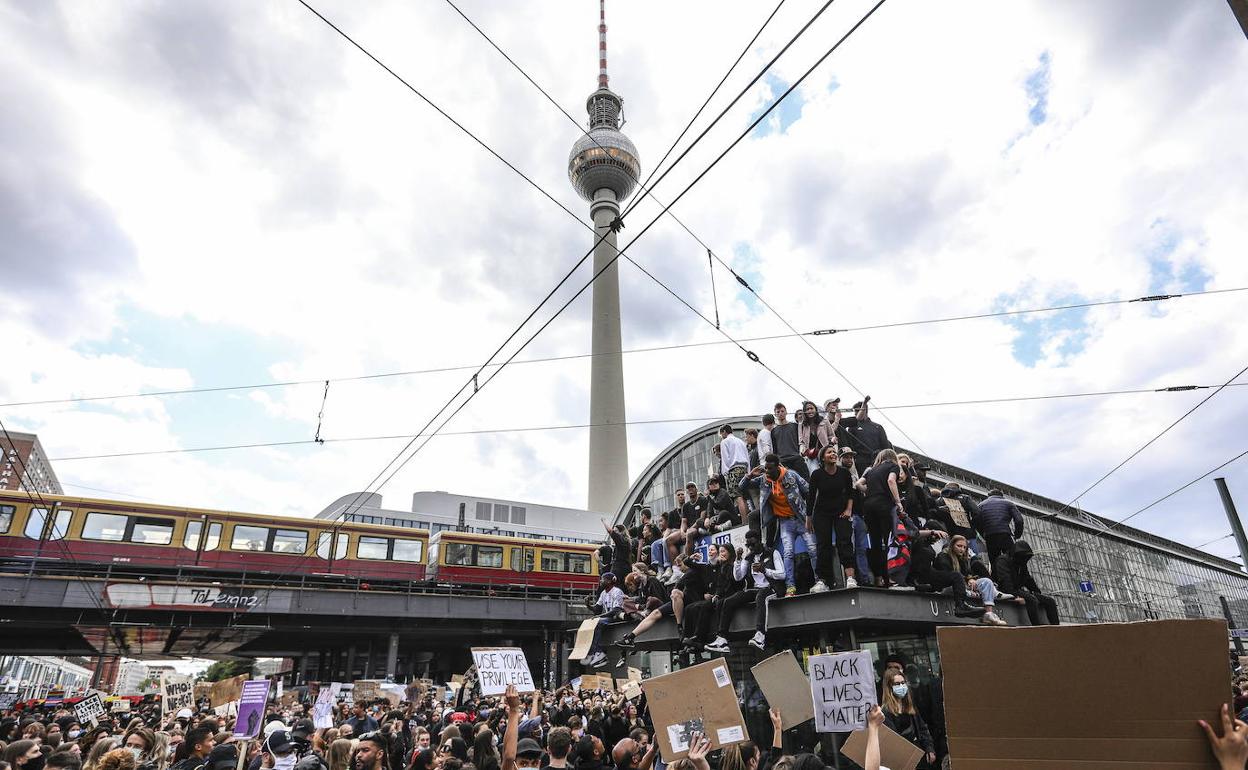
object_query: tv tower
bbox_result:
[567,0,640,514]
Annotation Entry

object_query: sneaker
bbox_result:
[845,576,859,589]
[614,652,628,668]
[996,592,1015,601]
[953,601,987,618]
[704,637,730,653]
[785,586,798,597]
[888,584,915,591]
[749,632,766,651]
[585,651,607,667]
[811,580,830,593]
[982,611,1008,626]
[659,567,672,582]
[617,633,636,650]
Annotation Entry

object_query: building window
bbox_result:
[512,507,526,524]
[475,502,491,521]
[494,504,509,522]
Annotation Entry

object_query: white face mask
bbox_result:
[68,731,82,740]
[275,755,297,770]
[128,748,144,762]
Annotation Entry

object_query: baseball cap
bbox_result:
[515,738,543,757]
[263,721,286,738]
[266,730,294,754]
[838,446,854,456]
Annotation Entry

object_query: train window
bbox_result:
[445,542,472,566]
[477,545,503,568]
[131,517,174,545]
[23,508,48,539]
[0,504,13,534]
[567,554,591,574]
[50,510,71,540]
[315,532,348,560]
[358,537,389,560]
[541,551,565,572]
[272,529,307,554]
[232,525,268,551]
[393,539,423,563]
[82,512,127,541]
[205,523,222,550]
[511,548,534,572]
[184,521,203,550]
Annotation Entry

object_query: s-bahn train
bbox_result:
[0,491,600,591]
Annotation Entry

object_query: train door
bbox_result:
[511,544,535,584]
[182,518,223,568]
[22,504,72,559]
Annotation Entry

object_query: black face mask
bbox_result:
[26,755,47,770]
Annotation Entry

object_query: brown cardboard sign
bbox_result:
[353,680,381,703]
[938,619,1230,769]
[944,496,971,529]
[623,681,643,701]
[642,658,747,760]
[750,651,815,729]
[569,618,597,661]
[841,724,923,770]
[210,675,247,708]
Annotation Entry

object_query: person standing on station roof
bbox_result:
[975,489,1024,564]
[769,404,808,483]
[739,453,822,596]
[838,398,892,477]
[717,424,751,525]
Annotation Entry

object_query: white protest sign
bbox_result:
[162,674,195,717]
[111,699,131,713]
[312,683,341,729]
[470,647,535,696]
[809,650,876,732]
[75,693,107,725]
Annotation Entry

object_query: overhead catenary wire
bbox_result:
[46,380,1248,462]
[248,0,873,589]
[445,0,927,453]
[4,286,1242,410]
[1193,533,1236,550]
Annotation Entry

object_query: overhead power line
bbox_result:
[44,380,1248,462]
[1193,533,1235,550]
[3,286,1241,410]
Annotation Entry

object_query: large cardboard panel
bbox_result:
[642,658,748,760]
[210,675,248,708]
[750,651,815,729]
[938,619,1229,769]
[569,618,597,661]
[841,725,923,770]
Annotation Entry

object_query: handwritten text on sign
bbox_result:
[471,647,535,696]
[809,650,876,732]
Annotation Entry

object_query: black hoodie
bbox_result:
[993,540,1042,594]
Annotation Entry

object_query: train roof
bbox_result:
[429,529,600,551]
[0,490,429,538]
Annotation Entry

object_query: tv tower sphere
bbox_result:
[567,95,640,202]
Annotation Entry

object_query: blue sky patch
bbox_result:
[1145,218,1209,295]
[995,289,1090,367]
[1025,51,1051,126]
[751,73,805,138]
[729,242,767,318]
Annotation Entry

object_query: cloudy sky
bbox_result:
[2,0,1246,561]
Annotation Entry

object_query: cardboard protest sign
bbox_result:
[808,651,876,732]
[623,681,643,701]
[210,675,247,708]
[379,683,405,706]
[353,680,381,703]
[471,648,535,696]
[194,682,213,702]
[939,619,1230,769]
[110,699,131,713]
[841,725,923,770]
[579,674,601,691]
[627,667,642,682]
[162,675,195,717]
[234,680,271,738]
[75,693,106,725]
[642,658,748,760]
[943,496,972,529]
[751,651,815,729]
[312,682,341,729]
[568,618,598,661]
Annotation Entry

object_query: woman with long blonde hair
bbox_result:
[328,739,353,770]
[881,671,935,768]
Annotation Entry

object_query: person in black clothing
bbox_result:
[680,483,709,550]
[627,508,651,540]
[677,550,718,651]
[859,449,905,587]
[701,542,744,647]
[769,403,809,482]
[974,489,1024,564]
[602,522,633,580]
[937,483,981,549]
[838,398,892,476]
[993,540,1060,625]
[905,516,985,619]
[881,671,936,769]
[703,476,738,532]
[806,445,854,590]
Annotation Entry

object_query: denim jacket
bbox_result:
[739,467,810,532]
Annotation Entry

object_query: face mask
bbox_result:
[275,755,297,770]
[891,684,909,699]
[129,749,144,762]
[26,756,47,770]
[68,731,82,740]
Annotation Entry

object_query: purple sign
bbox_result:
[234,679,271,738]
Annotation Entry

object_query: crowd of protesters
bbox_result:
[580,399,1061,670]
[4,670,1248,770]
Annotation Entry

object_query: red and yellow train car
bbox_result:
[427,531,599,591]
[0,491,429,582]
